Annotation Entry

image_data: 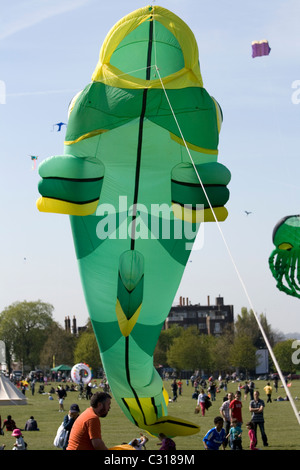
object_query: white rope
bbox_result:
[154,62,300,425]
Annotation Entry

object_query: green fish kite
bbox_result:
[37,5,230,437]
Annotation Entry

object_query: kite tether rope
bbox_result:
[155,64,300,425]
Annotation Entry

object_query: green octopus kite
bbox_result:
[37,5,231,436]
[269,215,300,299]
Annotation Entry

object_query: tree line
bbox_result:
[0,300,101,374]
[154,307,297,377]
[0,300,297,377]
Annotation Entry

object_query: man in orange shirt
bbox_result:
[67,392,111,450]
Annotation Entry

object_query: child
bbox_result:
[128,433,148,450]
[227,418,242,450]
[157,433,176,450]
[246,421,258,450]
[197,389,208,416]
[203,416,226,450]
[12,428,27,450]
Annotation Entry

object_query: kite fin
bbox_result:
[116,250,144,337]
[123,394,200,437]
[36,155,104,215]
[171,161,231,223]
[142,415,200,437]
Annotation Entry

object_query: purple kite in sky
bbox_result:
[252,40,271,58]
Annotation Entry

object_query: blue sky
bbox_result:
[0,0,300,335]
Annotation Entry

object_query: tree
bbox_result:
[166,327,216,373]
[229,334,257,375]
[74,330,102,372]
[154,325,182,367]
[211,324,235,374]
[235,307,275,349]
[273,340,297,374]
[0,300,54,372]
[39,322,76,369]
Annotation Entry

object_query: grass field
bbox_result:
[1,378,300,451]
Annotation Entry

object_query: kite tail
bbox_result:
[99,339,199,437]
[92,248,200,437]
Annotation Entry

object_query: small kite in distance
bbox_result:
[53,122,67,132]
[30,155,38,170]
[252,40,271,58]
[244,211,252,216]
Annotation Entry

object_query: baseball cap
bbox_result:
[70,404,80,412]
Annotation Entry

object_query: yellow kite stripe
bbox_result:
[172,203,228,223]
[65,128,109,145]
[36,196,99,216]
[170,132,218,155]
[116,299,142,337]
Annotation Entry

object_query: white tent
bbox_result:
[0,374,27,405]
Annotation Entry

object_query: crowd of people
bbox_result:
[54,392,177,451]
[0,371,292,451]
[0,389,177,451]
[0,414,39,450]
[191,375,272,450]
[167,373,278,450]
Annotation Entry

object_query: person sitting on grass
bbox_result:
[157,433,176,450]
[24,416,39,431]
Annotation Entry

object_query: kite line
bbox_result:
[150,34,300,424]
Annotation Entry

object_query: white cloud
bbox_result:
[0,0,90,40]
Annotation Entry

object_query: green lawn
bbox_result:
[1,379,300,451]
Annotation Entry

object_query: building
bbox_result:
[164,295,234,336]
[64,316,87,335]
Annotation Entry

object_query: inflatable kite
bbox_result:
[37,5,230,436]
[252,40,271,58]
[71,363,93,384]
[269,215,300,299]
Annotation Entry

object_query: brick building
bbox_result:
[164,295,234,336]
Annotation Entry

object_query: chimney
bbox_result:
[207,295,210,306]
[179,296,182,306]
[206,315,211,335]
[72,316,77,335]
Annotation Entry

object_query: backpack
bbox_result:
[53,422,68,449]
[204,397,212,410]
